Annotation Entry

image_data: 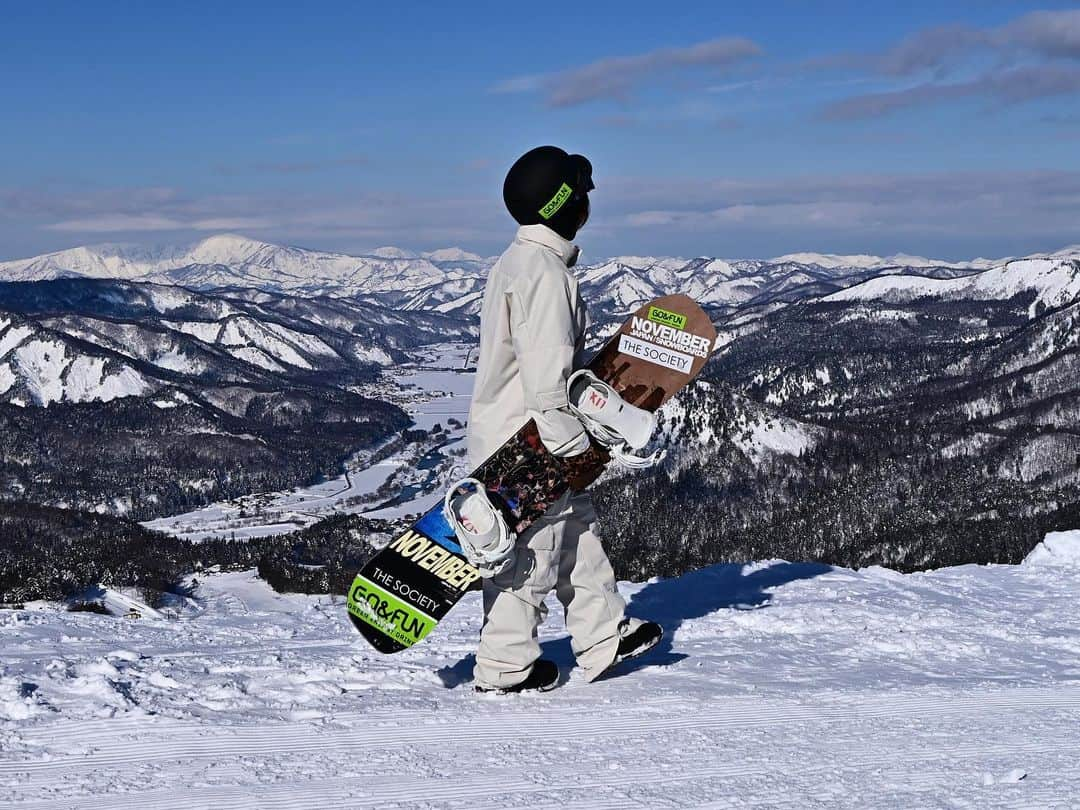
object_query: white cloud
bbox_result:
[816,10,1080,119]
[494,37,762,107]
[42,214,186,232]
[598,169,1080,242]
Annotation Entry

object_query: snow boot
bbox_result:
[475,659,560,694]
[614,621,664,666]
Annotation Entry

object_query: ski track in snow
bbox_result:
[3,550,1080,809]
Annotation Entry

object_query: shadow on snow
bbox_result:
[437,560,832,689]
[606,560,833,680]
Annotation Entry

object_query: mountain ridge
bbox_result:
[0,232,1039,290]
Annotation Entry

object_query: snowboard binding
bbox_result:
[443,478,517,578]
[566,369,661,469]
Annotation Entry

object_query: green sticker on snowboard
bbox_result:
[347,575,437,648]
[647,305,687,330]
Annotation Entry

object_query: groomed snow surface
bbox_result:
[3,539,1080,809]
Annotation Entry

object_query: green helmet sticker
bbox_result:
[539,182,574,220]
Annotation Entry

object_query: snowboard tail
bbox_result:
[347,294,717,653]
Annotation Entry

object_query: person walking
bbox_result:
[467,145,663,694]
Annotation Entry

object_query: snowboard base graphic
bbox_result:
[347,294,717,653]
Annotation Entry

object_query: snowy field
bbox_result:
[3,532,1080,808]
[142,343,475,541]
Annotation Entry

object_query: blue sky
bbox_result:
[2,1,1079,261]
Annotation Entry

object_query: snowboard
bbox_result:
[346,294,718,653]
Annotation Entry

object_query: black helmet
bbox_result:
[503,146,595,240]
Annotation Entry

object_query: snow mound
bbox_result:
[1022,530,1080,567]
[0,674,43,721]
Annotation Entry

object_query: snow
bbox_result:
[370,246,419,259]
[837,306,916,324]
[168,314,347,372]
[598,255,682,270]
[13,340,71,405]
[0,234,1045,309]
[261,321,338,358]
[432,290,483,315]
[1023,530,1080,567]
[92,366,151,402]
[0,363,14,395]
[219,318,313,369]
[770,251,994,271]
[825,257,1080,314]
[184,233,269,265]
[152,349,200,374]
[0,325,33,360]
[351,344,394,365]
[738,415,816,460]
[0,344,151,406]
[69,585,165,621]
[166,320,221,343]
[655,386,818,464]
[174,316,342,370]
[143,286,198,312]
[231,346,286,372]
[2,547,1080,807]
[63,356,151,403]
[61,356,105,401]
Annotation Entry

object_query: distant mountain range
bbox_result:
[1,234,1077,430]
[0,235,491,312]
[7,233,1076,317]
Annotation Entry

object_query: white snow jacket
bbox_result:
[467,224,591,466]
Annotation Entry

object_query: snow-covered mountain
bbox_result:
[0,279,483,408]
[3,240,1078,420]
[0,234,1042,317]
[770,250,999,271]
[0,279,431,518]
[825,257,1080,315]
[0,235,491,303]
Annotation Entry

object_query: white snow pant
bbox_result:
[474,490,638,689]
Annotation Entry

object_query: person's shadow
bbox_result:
[602,560,833,680]
[436,561,831,688]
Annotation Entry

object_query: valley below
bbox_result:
[141,342,475,542]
